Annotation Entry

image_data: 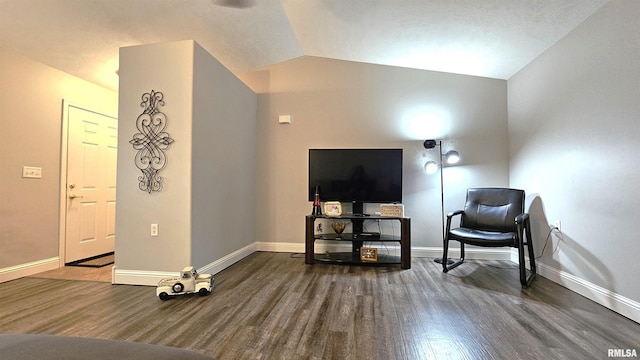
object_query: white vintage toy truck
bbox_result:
[156,266,214,301]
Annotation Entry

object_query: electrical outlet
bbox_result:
[151,223,159,237]
[553,220,561,232]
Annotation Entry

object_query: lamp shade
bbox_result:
[424,161,438,174]
[445,150,460,164]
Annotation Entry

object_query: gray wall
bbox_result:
[247,57,508,250]
[0,48,117,278]
[116,41,196,272]
[508,0,640,304]
[116,40,257,276]
[191,43,257,265]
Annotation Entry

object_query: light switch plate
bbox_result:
[22,166,42,178]
[278,115,291,124]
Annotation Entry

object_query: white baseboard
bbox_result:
[510,250,640,324]
[111,268,176,286]
[198,243,257,276]
[0,257,60,283]
[112,243,257,286]
[256,242,304,253]
[536,261,640,323]
[411,246,512,260]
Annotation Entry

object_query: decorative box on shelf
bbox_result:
[380,203,404,217]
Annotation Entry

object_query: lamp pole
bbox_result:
[434,141,447,264]
[424,139,452,265]
[440,143,445,240]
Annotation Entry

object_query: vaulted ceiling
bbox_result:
[0,0,609,92]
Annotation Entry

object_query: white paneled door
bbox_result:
[65,106,117,263]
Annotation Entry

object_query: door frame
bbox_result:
[58,99,118,266]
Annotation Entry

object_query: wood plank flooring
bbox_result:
[32,263,113,282]
[1,252,638,359]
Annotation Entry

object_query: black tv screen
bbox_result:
[308,148,403,204]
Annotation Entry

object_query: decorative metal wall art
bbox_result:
[129,90,174,193]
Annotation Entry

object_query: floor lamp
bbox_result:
[423,139,460,265]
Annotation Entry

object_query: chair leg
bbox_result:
[443,241,464,273]
[525,222,537,285]
[442,235,450,272]
[517,222,536,288]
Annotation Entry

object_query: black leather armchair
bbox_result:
[442,188,536,287]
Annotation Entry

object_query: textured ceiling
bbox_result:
[0,0,609,92]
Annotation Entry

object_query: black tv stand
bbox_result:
[353,232,380,239]
[305,215,411,269]
[352,201,365,216]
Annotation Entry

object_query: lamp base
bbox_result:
[434,258,455,265]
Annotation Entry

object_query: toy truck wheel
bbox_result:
[198,288,210,296]
[172,283,184,293]
[159,292,170,301]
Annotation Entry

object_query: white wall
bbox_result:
[508,0,640,318]
[248,57,508,253]
[0,48,117,282]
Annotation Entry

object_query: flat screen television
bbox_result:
[308,148,403,215]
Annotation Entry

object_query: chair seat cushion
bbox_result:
[449,227,517,247]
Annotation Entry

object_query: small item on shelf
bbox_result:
[331,221,346,235]
[312,185,323,216]
[360,247,378,262]
[324,201,342,217]
[380,203,404,217]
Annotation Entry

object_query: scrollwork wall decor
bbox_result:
[129,90,174,193]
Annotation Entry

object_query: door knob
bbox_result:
[68,194,84,199]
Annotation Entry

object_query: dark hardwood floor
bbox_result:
[1,252,638,359]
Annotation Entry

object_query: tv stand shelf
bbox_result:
[305,215,411,269]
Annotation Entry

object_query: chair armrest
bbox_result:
[445,210,464,233]
[515,213,529,224]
